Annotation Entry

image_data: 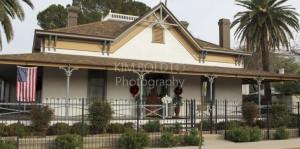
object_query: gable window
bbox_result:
[152,25,165,44]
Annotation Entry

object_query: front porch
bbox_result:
[0,63,245,121]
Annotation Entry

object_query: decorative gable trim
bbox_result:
[113,3,202,53]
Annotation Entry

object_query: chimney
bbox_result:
[67,5,79,27]
[180,21,189,28]
[218,18,231,49]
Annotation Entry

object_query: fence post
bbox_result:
[194,99,196,128]
[215,100,218,134]
[81,98,85,140]
[224,100,227,139]
[191,99,195,128]
[210,100,213,134]
[297,102,300,136]
[267,101,270,140]
[17,101,21,149]
[136,100,140,132]
[185,100,188,132]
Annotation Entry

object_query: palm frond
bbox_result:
[0,0,33,49]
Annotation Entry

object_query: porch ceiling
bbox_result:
[0,53,298,82]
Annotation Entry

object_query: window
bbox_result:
[152,25,165,44]
[88,70,106,102]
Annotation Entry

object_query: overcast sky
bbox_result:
[1,0,300,54]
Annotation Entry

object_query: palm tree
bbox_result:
[0,0,34,49]
[232,0,299,102]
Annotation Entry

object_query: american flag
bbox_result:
[16,66,37,102]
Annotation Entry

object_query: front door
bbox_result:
[144,74,169,117]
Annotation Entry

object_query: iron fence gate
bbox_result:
[0,99,300,148]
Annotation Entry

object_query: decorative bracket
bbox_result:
[235,55,243,66]
[199,51,208,63]
[60,64,78,77]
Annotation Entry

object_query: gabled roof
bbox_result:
[50,20,131,39]
[35,3,251,55]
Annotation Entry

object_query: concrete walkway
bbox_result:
[150,134,300,149]
[203,135,300,149]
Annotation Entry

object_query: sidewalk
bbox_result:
[203,135,300,149]
[150,135,300,149]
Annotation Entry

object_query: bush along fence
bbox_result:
[0,98,203,149]
[0,98,299,148]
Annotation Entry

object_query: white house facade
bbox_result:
[0,3,298,119]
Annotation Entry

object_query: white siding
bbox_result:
[106,71,136,100]
[42,68,88,99]
[170,75,201,100]
[215,77,242,101]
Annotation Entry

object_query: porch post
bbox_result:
[255,77,263,117]
[60,64,78,117]
[206,75,216,134]
[134,72,148,119]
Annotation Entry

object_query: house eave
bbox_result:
[35,30,115,41]
[0,53,298,82]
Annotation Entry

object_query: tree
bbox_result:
[37,5,67,30]
[271,55,300,95]
[0,0,34,49]
[232,0,299,102]
[37,0,150,30]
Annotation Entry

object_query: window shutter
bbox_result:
[152,25,164,43]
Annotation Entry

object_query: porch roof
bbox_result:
[0,53,298,82]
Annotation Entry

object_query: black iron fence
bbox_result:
[0,99,299,148]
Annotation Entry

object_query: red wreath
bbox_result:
[130,84,139,97]
[174,86,183,96]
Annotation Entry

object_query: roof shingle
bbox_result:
[51,20,131,39]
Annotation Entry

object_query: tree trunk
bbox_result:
[261,49,272,103]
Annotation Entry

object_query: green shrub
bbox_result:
[124,122,134,129]
[183,129,203,146]
[271,103,290,127]
[273,127,289,140]
[226,127,261,142]
[88,101,112,133]
[7,123,30,137]
[48,123,70,135]
[31,106,53,135]
[242,102,259,126]
[255,120,267,128]
[172,122,182,134]
[0,140,17,149]
[216,121,243,130]
[118,130,150,149]
[287,114,298,128]
[160,132,180,147]
[70,123,89,136]
[198,120,213,131]
[107,123,125,134]
[55,134,83,149]
[143,120,160,132]
[0,123,8,136]
[163,123,182,134]
[249,127,261,141]
[226,127,250,142]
